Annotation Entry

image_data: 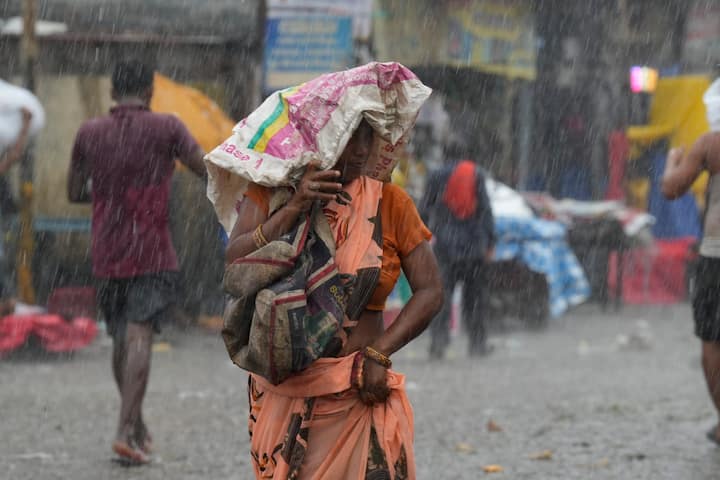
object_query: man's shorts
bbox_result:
[693,256,720,342]
[96,272,178,340]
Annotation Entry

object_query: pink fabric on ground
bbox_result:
[0,315,98,355]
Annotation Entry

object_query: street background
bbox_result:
[3,304,719,480]
[1,1,720,478]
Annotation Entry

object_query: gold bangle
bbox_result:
[352,352,365,390]
[253,224,269,248]
[256,224,269,245]
[364,346,392,369]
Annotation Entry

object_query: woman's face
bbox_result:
[336,120,373,184]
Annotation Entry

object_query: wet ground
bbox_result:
[2,303,719,479]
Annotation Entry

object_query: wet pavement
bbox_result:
[2,303,719,479]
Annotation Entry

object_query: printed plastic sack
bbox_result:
[704,78,720,132]
[0,79,45,151]
[205,62,432,232]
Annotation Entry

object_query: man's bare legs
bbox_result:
[702,341,720,442]
[112,334,152,454]
[112,338,124,392]
[112,322,153,462]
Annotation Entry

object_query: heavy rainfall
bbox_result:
[1,0,719,479]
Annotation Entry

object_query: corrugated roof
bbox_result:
[0,0,264,40]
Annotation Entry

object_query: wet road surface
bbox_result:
[2,304,719,479]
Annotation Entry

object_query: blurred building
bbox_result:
[373,0,536,187]
[533,0,687,200]
[373,0,697,201]
[0,0,267,314]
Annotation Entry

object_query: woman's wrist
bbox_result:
[364,345,392,369]
[286,194,310,214]
[369,337,394,358]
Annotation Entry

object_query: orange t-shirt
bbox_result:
[242,182,432,311]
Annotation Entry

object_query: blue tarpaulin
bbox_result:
[494,217,590,317]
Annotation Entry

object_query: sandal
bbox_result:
[112,440,151,465]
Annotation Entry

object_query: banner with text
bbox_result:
[263,14,354,92]
[446,1,536,79]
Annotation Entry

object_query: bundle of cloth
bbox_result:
[486,180,591,317]
[205,62,431,479]
[205,62,431,233]
[0,308,97,356]
[522,193,655,243]
[0,79,45,151]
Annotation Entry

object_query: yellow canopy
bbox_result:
[150,73,235,153]
[626,75,711,205]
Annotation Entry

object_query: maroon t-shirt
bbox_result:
[71,104,200,279]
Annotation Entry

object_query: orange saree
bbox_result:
[244,177,415,479]
[248,355,414,479]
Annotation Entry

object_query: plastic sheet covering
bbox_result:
[204,62,432,233]
[0,315,98,356]
[494,217,590,318]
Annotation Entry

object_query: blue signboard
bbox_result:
[263,15,353,92]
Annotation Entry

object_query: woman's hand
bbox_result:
[225,164,345,263]
[358,358,390,406]
[370,242,443,357]
[288,162,343,212]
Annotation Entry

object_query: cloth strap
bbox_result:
[323,176,384,320]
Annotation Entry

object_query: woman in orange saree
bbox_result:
[226,118,443,479]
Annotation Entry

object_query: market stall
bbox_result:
[600,75,711,305]
[523,194,655,309]
[484,179,591,323]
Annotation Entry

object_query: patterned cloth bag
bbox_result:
[222,208,348,385]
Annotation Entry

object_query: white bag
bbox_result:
[205,62,432,233]
[0,79,45,151]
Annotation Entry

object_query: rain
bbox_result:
[0,0,719,479]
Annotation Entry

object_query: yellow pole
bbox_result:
[17,0,37,303]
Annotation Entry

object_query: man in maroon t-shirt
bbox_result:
[68,60,207,463]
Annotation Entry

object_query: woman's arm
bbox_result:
[225,198,300,263]
[371,241,444,356]
[225,164,343,263]
[358,241,443,405]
